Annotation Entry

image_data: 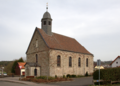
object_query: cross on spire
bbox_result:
[46,3,48,11]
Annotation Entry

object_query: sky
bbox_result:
[0,0,120,61]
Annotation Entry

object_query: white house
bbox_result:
[110,56,120,67]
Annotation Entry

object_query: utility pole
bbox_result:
[97,59,101,86]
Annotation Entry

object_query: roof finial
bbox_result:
[46,3,48,12]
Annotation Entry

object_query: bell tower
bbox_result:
[41,4,52,35]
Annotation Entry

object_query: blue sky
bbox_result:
[0,0,120,61]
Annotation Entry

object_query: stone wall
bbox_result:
[26,29,49,76]
[49,49,93,77]
[25,64,40,77]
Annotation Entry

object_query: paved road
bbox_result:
[0,81,59,86]
[0,81,27,86]
[49,77,93,86]
[0,77,93,86]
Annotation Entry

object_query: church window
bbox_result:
[69,57,72,67]
[86,58,88,67]
[36,39,38,47]
[44,21,46,25]
[57,55,61,67]
[48,21,51,25]
[36,54,38,63]
[78,57,81,67]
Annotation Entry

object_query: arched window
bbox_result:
[86,58,88,67]
[36,39,38,47]
[48,21,51,25]
[69,57,72,67]
[44,21,46,25]
[57,55,61,67]
[78,57,81,67]
[36,54,38,63]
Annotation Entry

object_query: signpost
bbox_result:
[97,59,101,86]
[19,66,22,79]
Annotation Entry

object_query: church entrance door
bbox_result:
[34,69,37,76]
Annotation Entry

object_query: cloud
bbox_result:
[0,0,120,61]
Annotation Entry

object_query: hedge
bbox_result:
[93,67,120,81]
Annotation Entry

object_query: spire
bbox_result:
[41,3,52,35]
[46,3,48,12]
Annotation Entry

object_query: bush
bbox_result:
[66,74,71,78]
[55,75,57,78]
[63,75,66,78]
[93,67,120,81]
[71,74,76,78]
[48,76,55,80]
[85,72,88,76]
[77,75,84,77]
[36,76,47,79]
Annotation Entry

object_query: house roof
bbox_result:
[110,56,120,65]
[37,28,93,55]
[18,62,26,69]
[25,62,40,67]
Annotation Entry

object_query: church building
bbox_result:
[25,7,94,77]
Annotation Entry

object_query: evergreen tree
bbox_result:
[11,57,24,73]
[18,57,24,62]
[11,60,18,73]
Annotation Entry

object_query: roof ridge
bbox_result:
[37,28,75,39]
[53,32,75,39]
[36,28,93,55]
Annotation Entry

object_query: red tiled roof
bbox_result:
[18,62,26,69]
[110,56,120,65]
[37,28,93,55]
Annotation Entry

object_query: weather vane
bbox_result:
[46,3,48,11]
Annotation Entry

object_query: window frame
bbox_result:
[86,58,88,67]
[36,54,38,63]
[44,21,46,25]
[78,57,81,67]
[69,57,72,67]
[57,55,61,67]
[36,39,38,47]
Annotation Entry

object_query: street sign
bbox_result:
[97,59,101,66]
[19,66,22,69]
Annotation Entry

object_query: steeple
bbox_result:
[41,3,52,35]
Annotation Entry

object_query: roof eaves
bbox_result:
[50,48,94,56]
[26,27,37,54]
[109,56,120,65]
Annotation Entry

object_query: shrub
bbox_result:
[36,76,47,79]
[71,74,76,78]
[48,76,55,80]
[93,67,120,81]
[77,75,84,77]
[66,74,71,78]
[85,72,88,76]
[63,75,66,78]
[55,75,57,78]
